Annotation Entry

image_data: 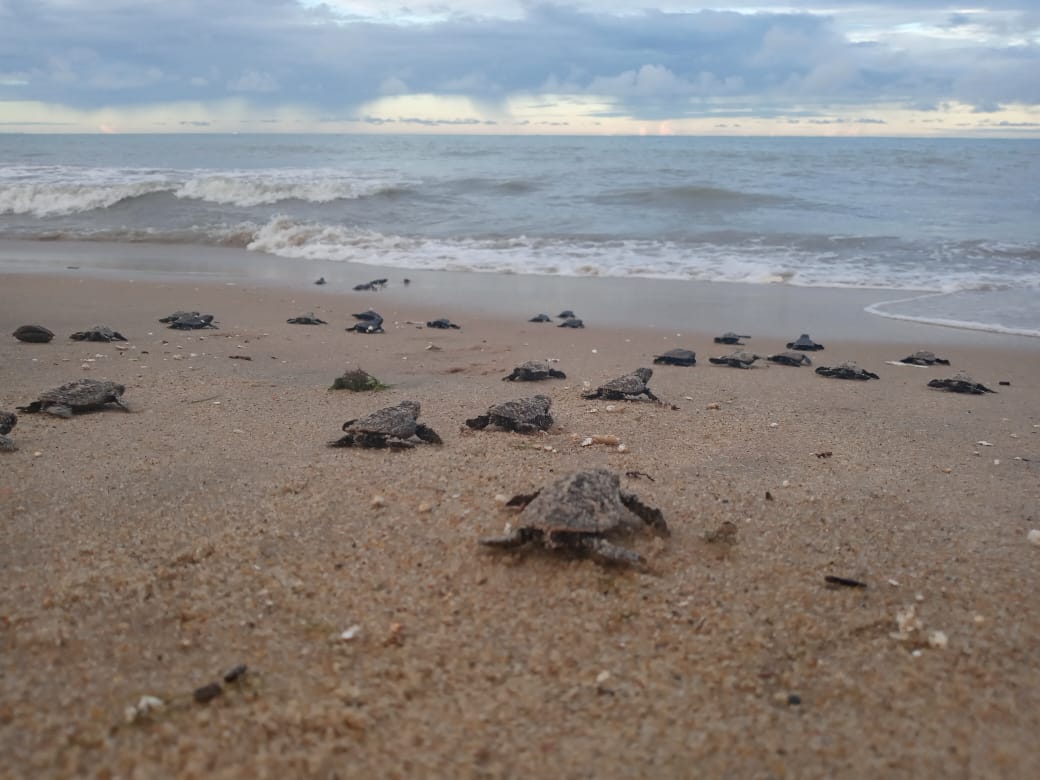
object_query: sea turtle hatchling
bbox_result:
[426,318,461,329]
[167,314,216,330]
[708,350,762,368]
[465,395,553,433]
[528,314,552,323]
[558,318,585,329]
[558,310,576,319]
[927,371,996,395]
[900,350,950,366]
[13,325,55,343]
[346,310,384,334]
[17,378,128,418]
[653,348,697,367]
[480,469,669,567]
[582,367,660,402]
[329,400,442,448]
[70,325,127,342]
[503,361,567,382]
[286,313,327,325]
[815,361,879,380]
[0,411,16,452]
[787,334,825,351]
[713,332,751,345]
[767,351,812,367]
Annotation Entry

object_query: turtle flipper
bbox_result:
[548,369,567,379]
[577,536,644,567]
[46,404,74,419]
[620,491,669,535]
[414,424,443,445]
[502,371,519,381]
[328,434,356,448]
[465,414,491,430]
[16,401,44,415]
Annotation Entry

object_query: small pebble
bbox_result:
[1027,529,1040,546]
[193,683,222,704]
[769,422,779,428]
[706,402,721,410]
[338,625,362,641]
[928,631,949,649]
[493,493,509,504]
[370,495,386,508]
[417,502,432,514]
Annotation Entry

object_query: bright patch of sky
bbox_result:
[0,1,1037,135]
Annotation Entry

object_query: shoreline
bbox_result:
[2,248,1039,777]
[2,238,1038,347]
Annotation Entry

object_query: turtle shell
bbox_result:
[344,400,421,438]
[38,379,125,409]
[13,325,55,343]
[518,469,634,534]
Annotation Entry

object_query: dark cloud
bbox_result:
[0,1,1037,121]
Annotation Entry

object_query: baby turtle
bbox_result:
[159,311,198,323]
[13,325,55,343]
[287,313,327,325]
[713,332,751,345]
[70,325,127,342]
[315,276,327,285]
[927,371,995,395]
[353,278,388,291]
[329,400,442,449]
[900,350,950,366]
[168,313,217,330]
[0,411,16,452]
[708,350,762,368]
[528,313,552,323]
[787,334,825,351]
[426,318,461,330]
[347,310,384,334]
[558,310,576,319]
[767,351,812,367]
[653,348,697,367]
[582,367,659,402]
[815,361,879,380]
[480,469,669,567]
[466,395,553,433]
[558,317,585,329]
[17,378,128,418]
[503,361,567,382]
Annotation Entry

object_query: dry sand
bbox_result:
[1,269,1039,778]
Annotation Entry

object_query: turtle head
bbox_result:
[634,367,653,382]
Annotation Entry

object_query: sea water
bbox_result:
[1,134,1037,336]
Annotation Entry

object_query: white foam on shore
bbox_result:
[865,292,1040,339]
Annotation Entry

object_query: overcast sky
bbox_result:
[1,0,1038,135]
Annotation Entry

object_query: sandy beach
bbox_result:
[2,258,1039,778]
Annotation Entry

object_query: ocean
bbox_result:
[1,133,1038,336]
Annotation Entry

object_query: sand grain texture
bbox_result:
[2,273,1039,778]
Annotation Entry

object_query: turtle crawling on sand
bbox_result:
[528,314,552,323]
[503,361,567,382]
[70,325,127,342]
[558,317,585,329]
[0,411,16,452]
[582,367,659,402]
[466,395,553,433]
[13,325,54,343]
[713,332,751,345]
[815,361,879,380]
[347,310,384,334]
[17,378,128,418]
[900,350,950,366]
[427,318,461,330]
[927,371,995,395]
[480,469,669,567]
[169,313,217,330]
[767,351,812,367]
[558,310,576,319]
[708,350,762,369]
[787,334,825,351]
[329,400,442,448]
[287,313,327,325]
[653,348,697,367]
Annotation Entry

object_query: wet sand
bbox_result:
[1,266,1039,778]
